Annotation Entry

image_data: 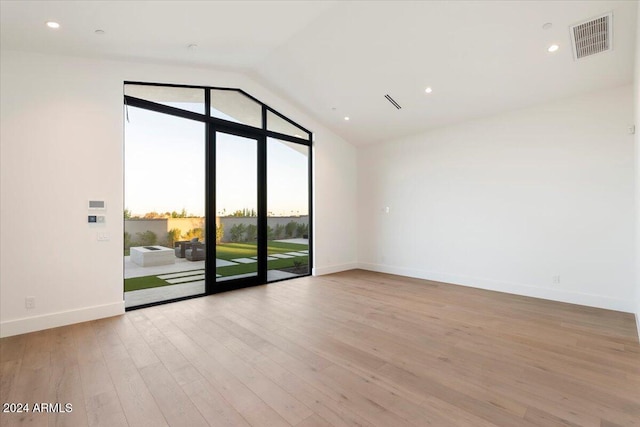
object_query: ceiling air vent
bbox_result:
[570,13,612,60]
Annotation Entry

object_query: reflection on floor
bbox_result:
[125,280,204,308]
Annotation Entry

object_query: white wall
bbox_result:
[634,3,640,339]
[358,85,636,312]
[0,50,358,337]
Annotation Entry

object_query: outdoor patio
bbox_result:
[124,238,309,308]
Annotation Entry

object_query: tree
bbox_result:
[124,208,131,219]
[143,211,162,219]
[230,208,257,217]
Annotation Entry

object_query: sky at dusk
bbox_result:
[124,105,309,217]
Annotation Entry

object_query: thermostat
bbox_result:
[88,200,106,210]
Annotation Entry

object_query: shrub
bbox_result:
[136,230,157,246]
[296,223,308,238]
[267,225,274,241]
[216,223,224,244]
[124,232,132,249]
[245,224,257,242]
[229,224,246,242]
[273,224,285,239]
[285,221,298,238]
[167,228,182,248]
[183,227,204,241]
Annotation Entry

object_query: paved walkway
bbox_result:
[274,238,309,245]
[124,257,239,279]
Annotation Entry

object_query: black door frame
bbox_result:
[208,126,267,294]
[124,82,313,308]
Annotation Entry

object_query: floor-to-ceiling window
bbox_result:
[266,138,310,280]
[124,83,312,309]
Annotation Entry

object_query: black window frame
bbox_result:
[124,81,313,309]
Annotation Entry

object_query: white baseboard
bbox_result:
[0,301,125,338]
[313,262,358,276]
[358,262,634,313]
[636,308,640,343]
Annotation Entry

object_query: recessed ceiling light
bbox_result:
[94,29,105,35]
[46,21,60,29]
[344,117,350,121]
[542,22,553,30]
[547,44,559,53]
[425,87,433,94]
[188,44,198,50]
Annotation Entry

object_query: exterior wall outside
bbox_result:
[221,216,309,243]
[167,217,207,235]
[125,218,206,245]
[125,219,170,243]
[124,216,308,245]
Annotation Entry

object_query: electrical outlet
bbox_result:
[25,296,35,309]
[552,275,560,284]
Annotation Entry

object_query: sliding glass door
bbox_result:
[124,103,207,308]
[124,82,312,309]
[214,131,261,286]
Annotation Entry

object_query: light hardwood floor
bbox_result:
[1,270,639,427]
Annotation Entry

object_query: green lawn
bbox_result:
[215,241,308,260]
[215,256,308,278]
[215,241,308,277]
[124,275,168,292]
[124,240,309,292]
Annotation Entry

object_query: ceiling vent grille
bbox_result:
[570,13,612,60]
[384,94,402,110]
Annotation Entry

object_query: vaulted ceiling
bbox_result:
[1,1,637,145]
